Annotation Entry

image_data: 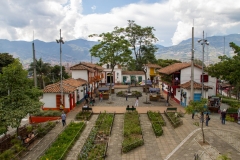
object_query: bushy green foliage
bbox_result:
[147,111,164,136]
[122,111,143,153]
[32,110,62,117]
[40,122,85,160]
[75,111,92,121]
[226,115,235,122]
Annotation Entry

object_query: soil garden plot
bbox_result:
[164,111,183,128]
[79,112,115,160]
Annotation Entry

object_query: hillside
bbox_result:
[0,34,240,67]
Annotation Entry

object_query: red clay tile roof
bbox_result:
[81,62,104,71]
[146,63,162,68]
[70,63,95,72]
[122,71,145,75]
[180,81,213,90]
[157,63,202,75]
[43,78,87,93]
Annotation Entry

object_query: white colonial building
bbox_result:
[158,63,217,106]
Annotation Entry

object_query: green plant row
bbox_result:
[152,122,163,137]
[75,111,93,121]
[122,111,144,153]
[147,111,164,137]
[39,122,85,160]
[32,110,62,117]
[147,111,166,126]
[79,112,114,160]
[164,112,183,128]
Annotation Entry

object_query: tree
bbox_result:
[0,59,43,135]
[29,58,51,89]
[185,99,208,143]
[120,20,158,71]
[157,59,181,68]
[89,28,132,101]
[207,42,240,98]
[0,53,15,73]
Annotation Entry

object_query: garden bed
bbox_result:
[0,121,57,160]
[39,122,85,160]
[147,111,165,137]
[75,111,93,121]
[29,110,62,124]
[164,111,183,128]
[79,112,114,160]
[122,111,144,153]
[116,90,142,98]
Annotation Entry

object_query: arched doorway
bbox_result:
[107,73,113,83]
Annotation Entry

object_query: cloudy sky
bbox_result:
[0,0,239,46]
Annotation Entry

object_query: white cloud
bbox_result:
[0,0,239,46]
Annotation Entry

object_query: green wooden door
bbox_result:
[138,76,142,82]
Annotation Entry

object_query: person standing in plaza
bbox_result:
[134,97,139,107]
[125,91,128,101]
[221,109,227,124]
[100,92,103,102]
[61,111,66,127]
[205,113,210,126]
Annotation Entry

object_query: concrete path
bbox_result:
[106,114,124,160]
[66,114,98,160]
[139,114,162,160]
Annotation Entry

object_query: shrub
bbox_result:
[226,115,235,122]
[122,111,144,153]
[32,110,62,117]
[40,122,85,160]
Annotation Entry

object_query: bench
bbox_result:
[166,107,177,112]
[126,108,136,112]
[23,133,38,147]
[82,107,92,111]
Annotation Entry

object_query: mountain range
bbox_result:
[0,34,240,67]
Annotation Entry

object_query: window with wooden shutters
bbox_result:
[200,75,209,82]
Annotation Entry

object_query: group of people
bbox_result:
[193,108,227,126]
[24,132,35,143]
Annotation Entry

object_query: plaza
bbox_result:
[22,86,240,160]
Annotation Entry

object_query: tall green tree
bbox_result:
[0,59,43,135]
[119,20,158,71]
[0,53,15,73]
[89,28,132,99]
[207,42,240,97]
[29,59,70,87]
[185,99,208,143]
[29,58,51,89]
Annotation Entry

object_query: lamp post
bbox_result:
[56,29,64,106]
[198,31,209,99]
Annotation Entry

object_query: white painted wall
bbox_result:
[42,93,56,108]
[42,93,70,109]
[72,70,88,81]
[208,76,217,96]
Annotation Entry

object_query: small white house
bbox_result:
[158,63,217,106]
[42,78,87,113]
